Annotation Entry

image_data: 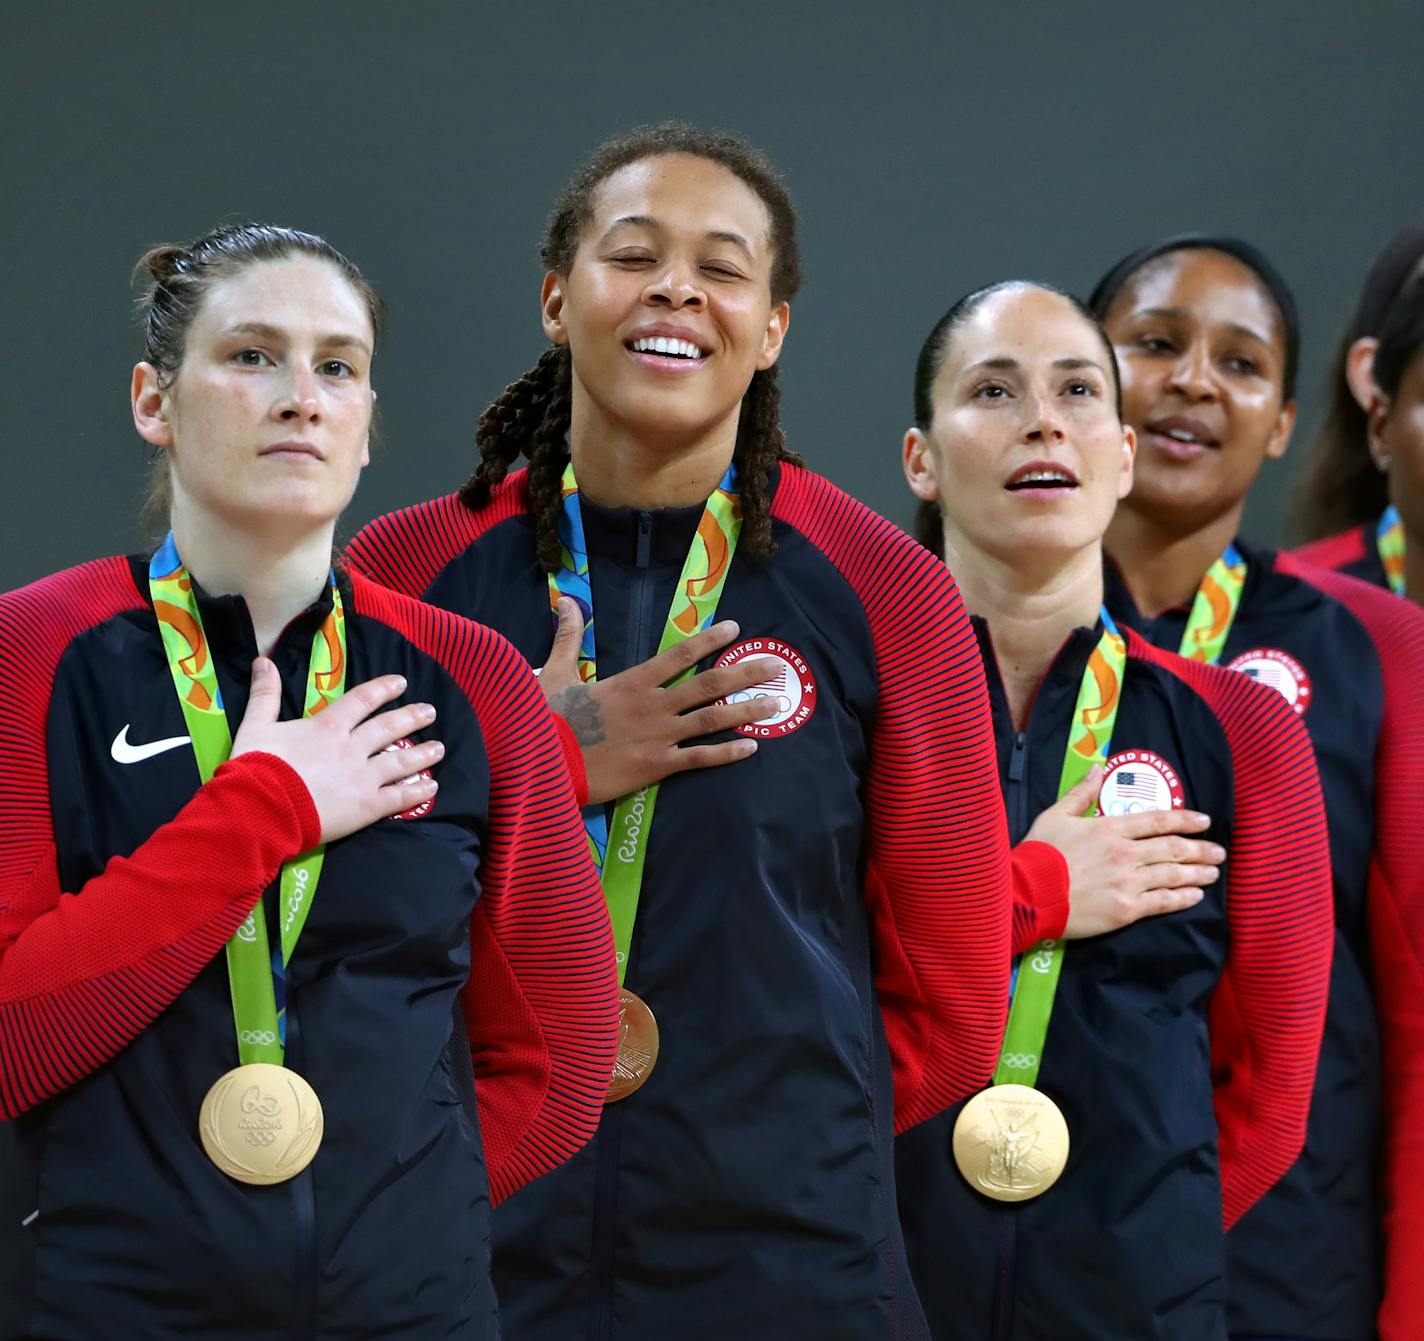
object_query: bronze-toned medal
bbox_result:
[199,1062,324,1185]
[952,1083,1070,1202]
[605,989,659,1103]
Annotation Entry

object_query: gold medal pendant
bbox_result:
[952,1083,1070,1202]
[605,989,660,1104]
[199,1062,324,1185]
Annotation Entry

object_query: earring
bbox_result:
[1377,455,1391,474]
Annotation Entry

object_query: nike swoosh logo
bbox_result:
[111,725,192,764]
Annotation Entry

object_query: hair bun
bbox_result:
[135,244,187,287]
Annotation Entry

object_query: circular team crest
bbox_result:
[384,737,434,819]
[1098,750,1185,816]
[1224,647,1312,716]
[714,639,817,738]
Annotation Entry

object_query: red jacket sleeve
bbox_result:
[1130,631,1333,1228]
[1010,841,1071,954]
[351,575,618,1204]
[0,559,321,1118]
[344,480,591,810]
[772,468,1012,1132]
[1281,557,1424,1339]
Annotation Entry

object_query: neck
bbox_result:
[1403,521,1424,607]
[567,384,738,509]
[946,531,1104,731]
[170,497,334,656]
[1103,497,1243,618]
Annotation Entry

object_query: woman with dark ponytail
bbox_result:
[0,223,618,1339]
[347,123,1026,1339]
[1294,213,1424,588]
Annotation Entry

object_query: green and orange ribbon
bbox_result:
[546,462,741,984]
[993,612,1126,1087]
[1378,505,1406,597]
[150,533,346,1065]
[1178,543,1247,665]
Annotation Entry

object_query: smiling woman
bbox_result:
[0,222,619,1340]
[344,123,1040,1341]
[1091,234,1424,1341]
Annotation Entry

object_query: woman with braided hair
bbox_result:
[347,122,1024,1340]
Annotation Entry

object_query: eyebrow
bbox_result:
[1133,306,1272,347]
[223,321,372,355]
[603,215,754,254]
[966,355,1108,375]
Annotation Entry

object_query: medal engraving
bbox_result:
[605,989,659,1104]
[199,1062,324,1185]
[952,1083,1070,1202]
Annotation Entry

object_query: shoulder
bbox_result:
[1290,525,1369,574]
[0,556,146,669]
[344,472,531,598]
[347,571,537,718]
[1277,550,1424,655]
[769,463,953,603]
[1123,628,1307,745]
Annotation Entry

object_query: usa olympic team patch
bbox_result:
[1223,647,1312,716]
[384,737,434,819]
[1098,749,1186,816]
[714,639,817,738]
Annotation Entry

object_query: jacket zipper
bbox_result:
[588,510,657,1341]
[994,729,1031,1340]
[285,1001,318,1341]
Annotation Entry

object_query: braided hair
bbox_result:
[459,123,803,571]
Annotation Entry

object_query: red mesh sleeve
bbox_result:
[343,474,529,598]
[1280,556,1424,1337]
[772,467,1011,1132]
[1010,841,1071,955]
[1128,630,1333,1228]
[352,575,618,1204]
[0,559,319,1117]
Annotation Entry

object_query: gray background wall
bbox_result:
[4,3,1421,592]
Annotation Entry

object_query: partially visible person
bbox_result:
[1092,233,1424,1341]
[895,279,1332,1341]
[0,223,619,1340]
[1298,273,1424,603]
[1294,212,1424,589]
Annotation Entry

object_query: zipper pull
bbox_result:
[1008,731,1028,784]
[636,511,653,568]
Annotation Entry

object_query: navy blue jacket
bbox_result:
[0,558,616,1340]
[895,618,1332,1341]
[1106,542,1424,1340]
[347,464,1017,1341]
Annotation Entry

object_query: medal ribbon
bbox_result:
[1177,542,1247,664]
[149,533,346,1066]
[1378,505,1406,596]
[547,462,741,985]
[992,612,1127,1087]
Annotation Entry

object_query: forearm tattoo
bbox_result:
[551,682,607,747]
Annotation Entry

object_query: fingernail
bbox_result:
[740,740,758,754]
[1189,812,1210,825]
[1209,844,1226,861]
[392,676,407,692]
[716,620,739,636]
[419,704,436,721]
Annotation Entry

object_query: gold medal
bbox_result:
[199,1062,324,1185]
[952,1083,1070,1202]
[605,989,659,1104]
